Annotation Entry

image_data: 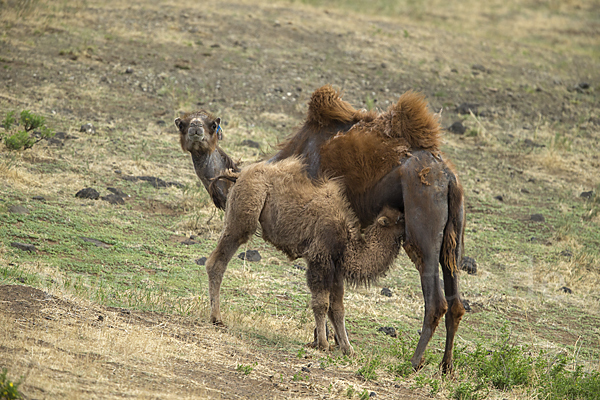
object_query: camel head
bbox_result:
[375,206,405,243]
[174,110,222,153]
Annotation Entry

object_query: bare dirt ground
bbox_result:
[1,0,599,398]
[1,284,426,399]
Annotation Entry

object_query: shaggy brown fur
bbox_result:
[205,158,405,355]
[174,110,240,210]
[271,85,466,374]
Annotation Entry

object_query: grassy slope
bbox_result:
[1,0,599,398]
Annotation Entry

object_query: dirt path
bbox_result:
[1,285,426,399]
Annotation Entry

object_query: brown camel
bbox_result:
[205,157,405,355]
[174,110,239,210]
[269,85,466,374]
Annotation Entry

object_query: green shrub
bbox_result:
[0,368,22,400]
[1,110,54,150]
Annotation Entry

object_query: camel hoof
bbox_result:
[342,346,355,356]
[305,341,330,351]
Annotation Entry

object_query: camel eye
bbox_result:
[212,122,217,130]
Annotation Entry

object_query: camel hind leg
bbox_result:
[401,152,449,372]
[305,259,334,352]
[440,173,466,374]
[205,175,267,325]
[327,268,354,355]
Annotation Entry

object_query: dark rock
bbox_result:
[471,64,486,72]
[80,123,96,134]
[494,195,503,201]
[560,249,573,258]
[125,67,134,74]
[8,205,29,214]
[370,392,376,398]
[32,196,46,201]
[456,103,478,115]
[520,188,530,194]
[559,286,572,294]
[138,176,168,188]
[75,188,100,200]
[238,250,261,262]
[377,326,397,338]
[580,191,594,199]
[293,264,306,271]
[101,194,125,205]
[107,187,129,198]
[241,139,261,149]
[380,287,393,297]
[462,299,472,312]
[46,137,64,147]
[578,82,590,90]
[10,242,36,252]
[523,138,545,148]
[98,315,104,321]
[447,121,466,135]
[196,257,207,266]
[81,237,112,248]
[301,366,310,373]
[460,256,478,275]
[531,214,545,222]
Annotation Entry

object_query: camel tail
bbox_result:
[208,170,240,210]
[441,172,465,275]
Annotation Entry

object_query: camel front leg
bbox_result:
[205,233,247,325]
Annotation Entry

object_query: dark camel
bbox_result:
[269,85,466,374]
[205,157,406,355]
[174,110,239,210]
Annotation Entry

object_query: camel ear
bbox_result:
[377,216,391,227]
[215,117,222,140]
[174,117,183,132]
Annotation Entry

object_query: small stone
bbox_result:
[8,205,29,214]
[101,194,125,205]
[125,67,134,74]
[520,188,530,194]
[293,264,306,271]
[32,196,46,201]
[238,250,261,262]
[578,82,590,90]
[10,242,36,252]
[370,392,376,397]
[580,191,594,199]
[460,256,478,275]
[81,237,111,248]
[196,257,207,266]
[241,139,261,149]
[75,188,100,200]
[531,214,545,222]
[560,249,573,258]
[559,286,572,294]
[380,287,393,297]
[301,366,310,373]
[471,64,486,72]
[456,103,479,115]
[80,123,96,134]
[447,121,466,135]
[107,187,129,198]
[462,299,472,312]
[98,315,104,321]
[377,326,397,337]
[494,195,503,201]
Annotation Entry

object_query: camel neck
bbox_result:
[190,149,225,191]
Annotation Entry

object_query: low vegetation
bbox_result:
[0,0,598,398]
